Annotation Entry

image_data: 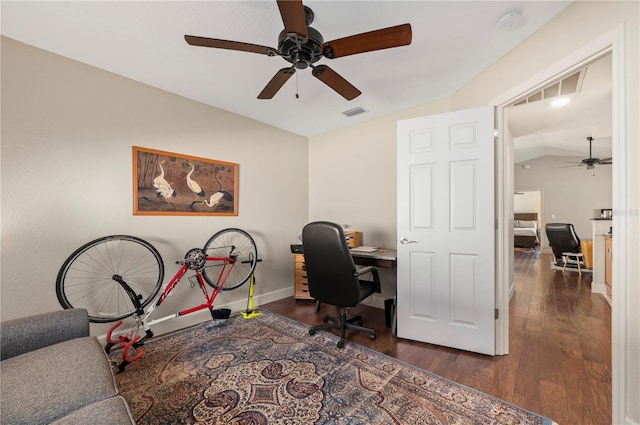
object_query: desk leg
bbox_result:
[391,296,397,336]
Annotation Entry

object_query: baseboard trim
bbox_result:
[591,282,607,295]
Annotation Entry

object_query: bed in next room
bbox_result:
[514,212,539,249]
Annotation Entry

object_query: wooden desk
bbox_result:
[292,253,310,300]
[351,249,397,268]
[292,248,397,300]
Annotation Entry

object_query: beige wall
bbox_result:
[1,37,309,335]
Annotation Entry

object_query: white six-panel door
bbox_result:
[397,106,495,355]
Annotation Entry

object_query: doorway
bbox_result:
[492,25,626,423]
[509,52,612,260]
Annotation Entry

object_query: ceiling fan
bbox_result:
[184,0,412,100]
[563,136,612,169]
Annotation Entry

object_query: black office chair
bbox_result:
[545,223,583,268]
[302,221,381,348]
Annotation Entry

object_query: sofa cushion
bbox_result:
[49,396,135,425]
[1,336,118,425]
[1,309,89,360]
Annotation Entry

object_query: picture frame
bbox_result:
[133,146,238,216]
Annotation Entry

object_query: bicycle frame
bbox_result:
[105,254,236,371]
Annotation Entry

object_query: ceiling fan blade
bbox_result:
[312,65,361,100]
[185,35,277,56]
[322,23,412,59]
[277,0,307,42]
[257,67,296,99]
[599,157,613,163]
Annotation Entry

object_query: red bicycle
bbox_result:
[56,228,258,371]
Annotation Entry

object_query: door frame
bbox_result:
[491,24,626,423]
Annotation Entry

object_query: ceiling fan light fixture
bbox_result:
[551,97,570,108]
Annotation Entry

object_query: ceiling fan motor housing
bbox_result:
[184,2,412,100]
[278,26,324,69]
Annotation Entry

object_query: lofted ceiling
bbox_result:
[2,0,574,139]
[508,53,613,164]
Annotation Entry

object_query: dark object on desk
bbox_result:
[290,244,304,254]
[545,223,583,267]
[302,221,381,348]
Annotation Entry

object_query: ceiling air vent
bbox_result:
[512,68,585,107]
[342,106,368,117]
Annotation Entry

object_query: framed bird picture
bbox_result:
[132,146,238,216]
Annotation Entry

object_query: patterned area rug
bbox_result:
[111,310,554,424]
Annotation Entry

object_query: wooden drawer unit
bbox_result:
[293,253,313,300]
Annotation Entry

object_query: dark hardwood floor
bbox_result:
[262,250,611,425]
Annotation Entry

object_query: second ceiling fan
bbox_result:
[185,0,412,100]
[563,136,612,169]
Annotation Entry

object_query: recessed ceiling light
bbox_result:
[551,97,571,108]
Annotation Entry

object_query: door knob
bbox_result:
[399,237,418,245]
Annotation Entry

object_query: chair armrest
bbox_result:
[354,266,382,293]
[354,266,376,277]
[1,309,89,360]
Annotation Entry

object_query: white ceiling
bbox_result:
[5,1,610,165]
[2,0,573,139]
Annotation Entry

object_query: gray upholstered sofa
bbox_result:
[0,308,135,424]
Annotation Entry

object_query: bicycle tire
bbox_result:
[202,228,257,290]
[56,235,164,323]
